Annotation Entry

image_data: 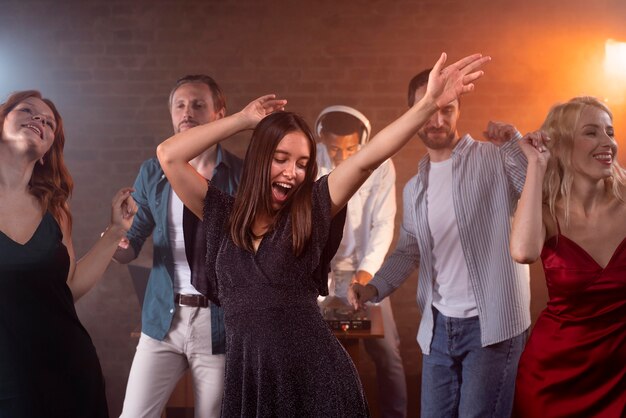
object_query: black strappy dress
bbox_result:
[0,212,108,418]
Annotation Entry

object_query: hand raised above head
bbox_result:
[239,94,288,129]
[425,52,491,109]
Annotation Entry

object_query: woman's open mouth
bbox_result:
[272,182,293,204]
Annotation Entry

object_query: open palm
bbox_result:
[426,53,490,109]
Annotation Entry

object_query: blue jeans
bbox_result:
[421,308,526,418]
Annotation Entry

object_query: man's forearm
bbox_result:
[369,250,418,302]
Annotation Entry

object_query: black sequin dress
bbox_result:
[193,175,369,417]
[0,212,108,418]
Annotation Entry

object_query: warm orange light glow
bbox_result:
[605,39,626,79]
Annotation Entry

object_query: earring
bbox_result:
[39,157,44,166]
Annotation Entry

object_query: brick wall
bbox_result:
[2,0,625,415]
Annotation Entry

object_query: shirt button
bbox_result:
[170,309,174,313]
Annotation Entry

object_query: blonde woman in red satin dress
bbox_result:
[510,97,626,418]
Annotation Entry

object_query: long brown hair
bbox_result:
[0,90,74,229]
[542,96,626,224]
[229,112,318,256]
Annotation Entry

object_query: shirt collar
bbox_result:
[450,134,474,157]
[214,143,227,169]
[417,133,475,174]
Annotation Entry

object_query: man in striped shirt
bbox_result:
[349,68,531,418]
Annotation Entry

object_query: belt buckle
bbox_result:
[177,294,188,307]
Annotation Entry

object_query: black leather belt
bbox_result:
[175,293,209,308]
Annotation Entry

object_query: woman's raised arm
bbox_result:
[327,52,490,216]
[65,187,137,301]
[510,130,551,263]
[157,95,286,219]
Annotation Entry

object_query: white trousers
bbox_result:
[120,306,225,418]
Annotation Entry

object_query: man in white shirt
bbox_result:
[350,69,530,418]
[316,106,407,418]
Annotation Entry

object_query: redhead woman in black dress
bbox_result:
[0,90,136,417]
[157,53,489,417]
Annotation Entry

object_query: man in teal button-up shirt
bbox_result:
[115,75,242,418]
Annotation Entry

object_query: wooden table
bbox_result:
[328,303,385,367]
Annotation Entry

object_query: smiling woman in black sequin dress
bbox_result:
[157,53,489,417]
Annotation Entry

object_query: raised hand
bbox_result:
[519,130,551,169]
[240,94,288,129]
[483,121,519,146]
[425,53,491,109]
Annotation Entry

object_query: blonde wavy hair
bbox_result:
[541,96,626,225]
